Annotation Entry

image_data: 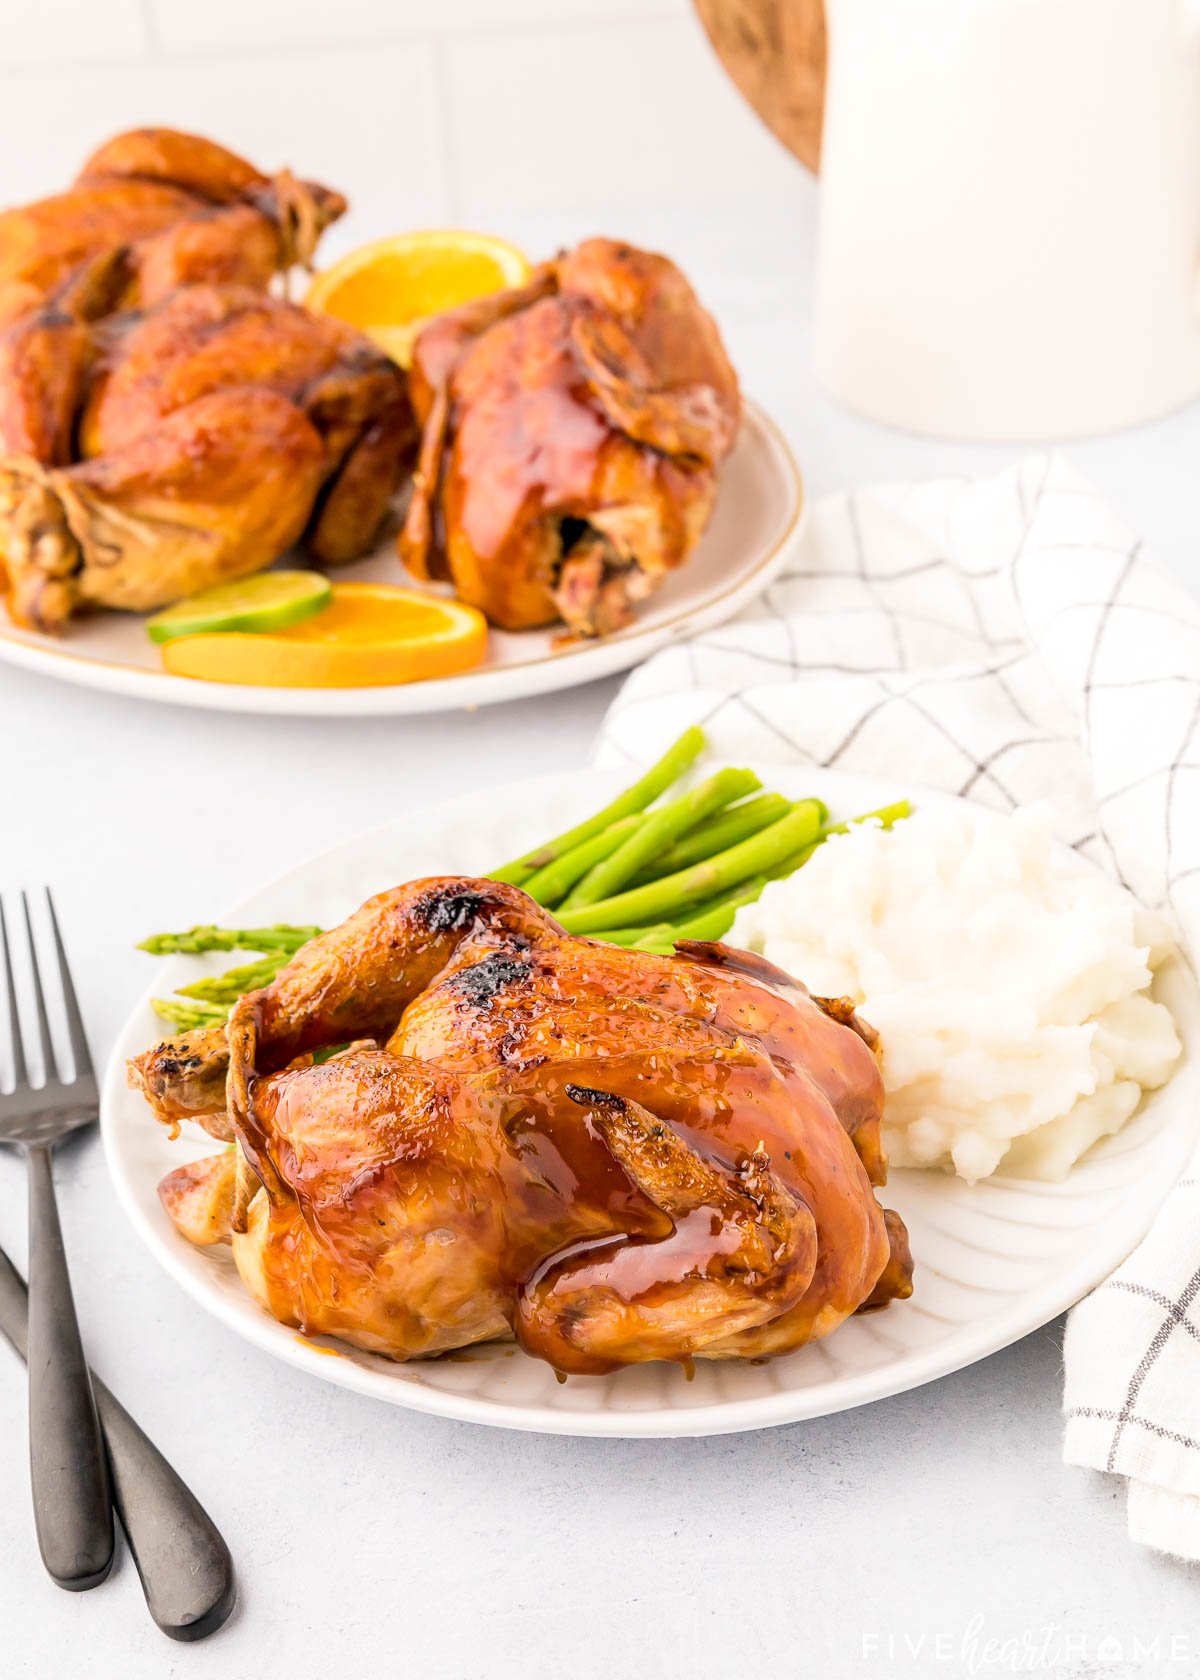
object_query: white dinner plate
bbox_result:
[0,399,802,718]
[101,765,1200,1436]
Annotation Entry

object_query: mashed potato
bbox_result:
[732,804,1182,1183]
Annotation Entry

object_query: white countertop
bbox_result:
[3,189,1200,1677]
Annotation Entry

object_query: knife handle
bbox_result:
[0,1241,234,1640]
[92,1375,236,1641]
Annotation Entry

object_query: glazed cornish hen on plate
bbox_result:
[128,876,911,1375]
[0,284,413,631]
[0,127,411,633]
[0,126,344,329]
[0,186,800,712]
[400,239,741,638]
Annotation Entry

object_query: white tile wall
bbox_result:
[0,42,448,234]
[442,17,797,218]
[148,0,685,56]
[4,0,147,66]
[0,1,802,297]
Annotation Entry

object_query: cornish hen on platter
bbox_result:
[0,127,344,329]
[400,239,741,638]
[0,284,413,631]
[130,877,911,1376]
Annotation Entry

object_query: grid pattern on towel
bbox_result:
[595,451,1200,1559]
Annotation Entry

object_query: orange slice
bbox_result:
[305,230,531,366]
[160,582,488,688]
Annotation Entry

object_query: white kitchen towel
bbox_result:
[593,452,1200,1559]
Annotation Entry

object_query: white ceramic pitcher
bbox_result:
[812,0,1200,441]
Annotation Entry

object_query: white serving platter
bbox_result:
[0,399,802,718]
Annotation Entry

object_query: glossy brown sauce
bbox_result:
[446,300,612,567]
[176,878,914,1375]
[399,241,741,634]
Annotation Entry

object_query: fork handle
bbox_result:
[0,1242,234,1639]
[26,1142,114,1590]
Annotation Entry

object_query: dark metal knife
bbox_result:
[0,1241,235,1641]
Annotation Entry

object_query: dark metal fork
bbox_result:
[0,890,112,1590]
[0,1240,235,1638]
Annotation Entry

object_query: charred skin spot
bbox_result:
[156,1051,204,1080]
[448,953,531,1009]
[564,1084,625,1112]
[413,887,489,933]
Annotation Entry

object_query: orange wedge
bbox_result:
[161,582,488,688]
[305,230,531,366]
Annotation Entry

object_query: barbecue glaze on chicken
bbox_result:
[0,129,391,632]
[0,127,344,329]
[130,878,911,1375]
[0,284,412,631]
[400,240,741,638]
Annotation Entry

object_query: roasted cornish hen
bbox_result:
[129,877,911,1375]
[400,239,741,638]
[0,284,413,631]
[0,127,344,329]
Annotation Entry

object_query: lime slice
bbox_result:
[147,571,333,644]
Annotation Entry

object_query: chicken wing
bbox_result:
[400,239,740,637]
[131,877,911,1375]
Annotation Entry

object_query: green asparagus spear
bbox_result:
[634,918,733,948]
[765,800,914,882]
[670,876,768,942]
[766,845,816,881]
[488,726,707,885]
[138,923,322,956]
[175,950,290,1005]
[765,799,915,882]
[601,879,772,953]
[562,767,762,910]
[622,878,767,949]
[150,996,229,1031]
[521,813,645,907]
[592,923,676,947]
[557,800,824,934]
[822,799,911,838]
[633,792,792,879]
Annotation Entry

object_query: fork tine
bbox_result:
[44,889,92,1080]
[21,891,57,1085]
[0,898,29,1088]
